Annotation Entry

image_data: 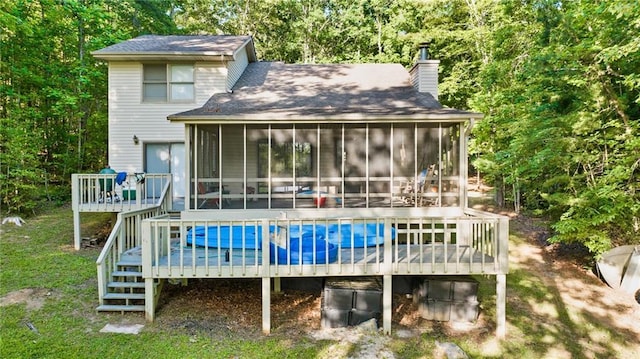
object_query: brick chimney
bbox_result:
[409,42,440,100]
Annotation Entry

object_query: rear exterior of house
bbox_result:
[76,35,508,338]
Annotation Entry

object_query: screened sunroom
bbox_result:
[188,122,466,211]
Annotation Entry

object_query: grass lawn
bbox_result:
[1,205,638,358]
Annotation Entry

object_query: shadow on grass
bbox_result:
[482,257,639,358]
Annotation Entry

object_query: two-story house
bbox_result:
[72,35,508,337]
[90,35,257,199]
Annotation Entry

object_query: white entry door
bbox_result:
[145,143,185,198]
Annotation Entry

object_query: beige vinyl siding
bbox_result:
[227,48,249,90]
[108,62,226,173]
[196,63,226,103]
[409,69,419,91]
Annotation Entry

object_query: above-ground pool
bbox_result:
[270,232,337,265]
[185,222,396,264]
[186,225,267,249]
[185,224,337,264]
[277,222,396,248]
[324,222,396,248]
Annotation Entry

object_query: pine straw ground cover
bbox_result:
[1,205,639,358]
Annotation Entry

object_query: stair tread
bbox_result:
[117,259,142,267]
[112,270,143,277]
[97,304,145,312]
[103,293,146,300]
[108,281,146,288]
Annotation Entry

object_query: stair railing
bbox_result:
[96,179,172,306]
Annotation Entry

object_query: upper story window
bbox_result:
[143,64,195,102]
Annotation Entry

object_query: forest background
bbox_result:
[1,0,638,258]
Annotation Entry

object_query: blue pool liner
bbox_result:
[185,222,396,250]
[270,232,338,264]
[186,225,267,249]
[325,222,396,248]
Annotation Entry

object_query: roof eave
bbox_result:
[90,52,237,62]
[167,112,484,124]
[234,37,258,62]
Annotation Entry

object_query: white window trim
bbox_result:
[142,63,195,103]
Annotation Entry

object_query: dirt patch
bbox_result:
[0,288,53,311]
[81,215,115,248]
[154,278,331,339]
[508,214,640,354]
[154,279,264,339]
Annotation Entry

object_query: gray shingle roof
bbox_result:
[92,35,253,59]
[169,62,482,122]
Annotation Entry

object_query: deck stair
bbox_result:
[97,256,146,312]
[97,228,175,313]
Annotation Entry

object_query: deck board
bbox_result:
[144,243,495,276]
[78,198,159,212]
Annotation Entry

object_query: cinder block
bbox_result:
[321,308,350,328]
[322,287,354,310]
[413,276,479,302]
[413,278,452,301]
[418,299,479,322]
[451,301,479,322]
[419,299,451,321]
[322,277,384,328]
[452,280,479,302]
[353,289,382,311]
[349,309,381,326]
[428,280,453,300]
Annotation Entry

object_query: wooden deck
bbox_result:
[95,206,508,337]
[71,173,173,249]
[133,210,508,336]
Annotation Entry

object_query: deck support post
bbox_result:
[496,216,509,338]
[496,274,506,338]
[262,277,271,335]
[73,209,81,250]
[145,278,155,322]
[382,218,393,335]
[142,220,155,322]
[383,274,392,335]
[261,219,271,335]
[71,174,81,250]
[273,277,281,293]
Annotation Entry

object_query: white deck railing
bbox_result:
[95,181,172,306]
[140,209,509,280]
[71,173,172,212]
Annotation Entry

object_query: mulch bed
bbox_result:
[151,277,491,340]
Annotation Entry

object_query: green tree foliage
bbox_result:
[471,0,640,255]
[0,0,180,213]
[176,0,427,64]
